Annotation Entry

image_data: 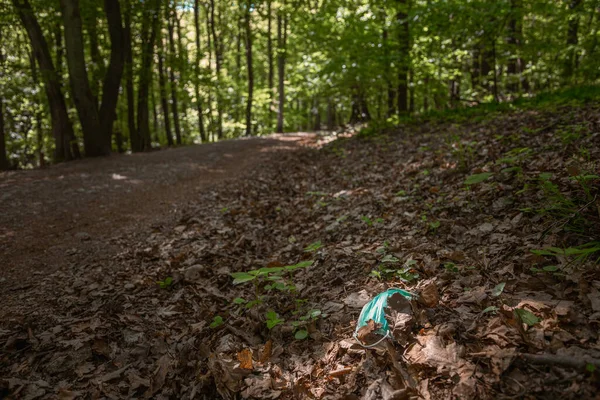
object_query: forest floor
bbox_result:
[2,101,600,399]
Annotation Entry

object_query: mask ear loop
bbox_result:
[352,330,391,349]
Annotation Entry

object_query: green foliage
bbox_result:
[464,173,493,185]
[265,310,284,330]
[304,241,323,253]
[210,315,224,329]
[157,277,173,289]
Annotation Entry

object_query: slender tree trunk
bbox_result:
[245,0,253,137]
[136,0,161,151]
[209,0,223,139]
[397,0,410,114]
[158,36,174,146]
[54,22,63,84]
[267,0,274,126]
[151,84,159,143]
[123,0,138,151]
[0,30,8,170]
[167,6,182,145]
[175,12,189,137]
[88,14,103,107]
[507,0,526,94]
[564,0,582,79]
[13,0,78,162]
[204,3,214,140]
[312,97,320,131]
[193,0,207,142]
[29,51,45,166]
[276,4,287,133]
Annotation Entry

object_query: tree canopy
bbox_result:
[1,0,599,168]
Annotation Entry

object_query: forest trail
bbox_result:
[1,104,599,399]
[0,134,318,292]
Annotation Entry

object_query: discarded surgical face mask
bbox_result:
[353,288,414,348]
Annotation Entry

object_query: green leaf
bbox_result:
[381,254,399,263]
[230,272,256,285]
[294,329,309,340]
[265,310,284,329]
[491,282,505,297]
[233,297,246,304]
[304,241,323,252]
[514,308,540,326]
[464,172,493,185]
[209,315,224,329]
[284,260,313,271]
[586,363,596,373]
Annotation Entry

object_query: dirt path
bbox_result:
[0,135,312,291]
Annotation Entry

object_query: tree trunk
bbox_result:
[382,10,395,117]
[276,4,287,134]
[87,13,103,107]
[0,29,8,170]
[29,50,45,166]
[564,0,582,79]
[397,0,410,114]
[507,0,527,94]
[193,0,207,142]
[267,0,274,126]
[167,5,182,145]
[245,0,253,137]
[175,11,189,137]
[204,3,214,140]
[158,36,174,146]
[13,0,78,162]
[61,0,124,157]
[60,0,104,155]
[136,0,161,151]
[123,0,138,151]
[312,97,320,131]
[209,0,223,139]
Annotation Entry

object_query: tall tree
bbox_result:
[158,35,174,146]
[167,3,182,145]
[193,0,207,142]
[0,28,8,170]
[209,0,223,138]
[60,0,124,156]
[13,0,79,162]
[244,0,253,137]
[135,0,161,151]
[396,0,410,114]
[123,0,137,151]
[275,3,287,133]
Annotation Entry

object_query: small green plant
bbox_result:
[531,242,600,264]
[210,315,224,329]
[265,310,285,329]
[304,241,323,252]
[428,220,441,233]
[360,215,373,226]
[157,277,173,289]
[290,309,323,340]
[370,257,419,282]
[464,172,493,185]
[444,262,459,273]
[514,308,540,326]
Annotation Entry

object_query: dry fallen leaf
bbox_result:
[237,348,254,370]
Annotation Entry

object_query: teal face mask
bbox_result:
[353,288,414,348]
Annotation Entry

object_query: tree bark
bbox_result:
[167,5,182,145]
[0,29,8,170]
[396,0,410,114]
[276,4,287,134]
[564,0,582,79]
[507,0,527,94]
[209,0,223,139]
[136,0,161,151]
[245,0,253,137]
[61,0,124,157]
[29,50,45,166]
[158,36,174,146]
[123,0,137,151]
[193,0,207,142]
[13,0,78,162]
[267,0,274,126]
